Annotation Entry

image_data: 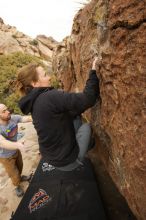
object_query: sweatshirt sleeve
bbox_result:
[50,69,100,115]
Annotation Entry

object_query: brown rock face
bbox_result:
[52,0,146,219]
[52,37,76,91]
[100,1,146,219]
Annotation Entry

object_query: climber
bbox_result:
[0,104,32,197]
[16,57,100,171]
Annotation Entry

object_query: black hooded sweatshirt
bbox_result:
[19,70,100,167]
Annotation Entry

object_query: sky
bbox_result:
[0,0,85,42]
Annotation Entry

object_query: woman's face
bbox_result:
[32,66,51,87]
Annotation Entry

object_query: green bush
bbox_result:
[12,34,17,39]
[29,39,38,46]
[0,52,42,114]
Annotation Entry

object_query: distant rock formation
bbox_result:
[52,36,75,91]
[0,18,58,68]
[52,0,146,219]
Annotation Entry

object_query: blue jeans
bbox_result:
[57,116,91,171]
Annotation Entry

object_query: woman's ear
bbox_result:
[31,81,39,87]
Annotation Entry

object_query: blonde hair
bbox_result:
[17,63,40,95]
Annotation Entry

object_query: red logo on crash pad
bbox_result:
[28,189,51,213]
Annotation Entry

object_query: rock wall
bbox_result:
[52,0,146,219]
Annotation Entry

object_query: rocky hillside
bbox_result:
[52,0,146,219]
[0,17,58,68]
[0,18,59,112]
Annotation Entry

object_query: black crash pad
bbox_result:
[11,158,107,220]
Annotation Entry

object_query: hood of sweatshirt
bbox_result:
[18,87,52,115]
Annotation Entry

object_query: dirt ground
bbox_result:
[0,122,40,220]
